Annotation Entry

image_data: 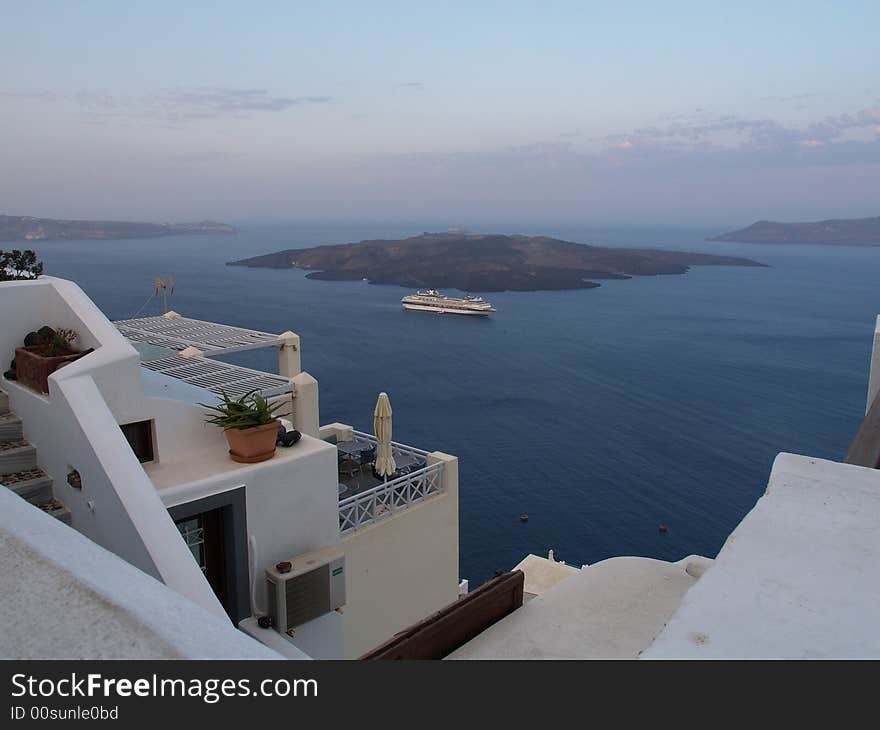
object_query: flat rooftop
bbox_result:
[448,555,710,660]
[144,430,334,493]
[643,453,880,659]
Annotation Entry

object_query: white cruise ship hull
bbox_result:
[402,302,493,316]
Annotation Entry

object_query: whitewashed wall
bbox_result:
[157,432,341,614]
[340,452,460,658]
[1,277,226,619]
[867,315,880,414]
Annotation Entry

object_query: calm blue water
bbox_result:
[23,223,880,585]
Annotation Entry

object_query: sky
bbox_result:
[1,1,878,226]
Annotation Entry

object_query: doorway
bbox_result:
[168,487,249,623]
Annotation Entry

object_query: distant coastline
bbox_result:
[228,232,765,292]
[0,214,236,243]
[708,216,880,246]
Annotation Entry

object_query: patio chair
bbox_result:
[339,456,361,481]
[371,462,399,481]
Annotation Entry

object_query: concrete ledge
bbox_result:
[643,453,880,659]
[512,554,579,599]
[319,422,354,442]
[448,554,708,660]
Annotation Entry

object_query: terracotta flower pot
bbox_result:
[225,420,280,463]
[14,346,81,394]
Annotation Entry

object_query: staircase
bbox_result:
[0,388,71,523]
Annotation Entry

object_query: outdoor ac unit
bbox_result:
[266,545,346,632]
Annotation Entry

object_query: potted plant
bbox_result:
[201,389,287,463]
[14,327,81,394]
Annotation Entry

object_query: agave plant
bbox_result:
[200,389,286,431]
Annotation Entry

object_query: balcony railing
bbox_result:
[338,459,444,534]
[347,429,431,460]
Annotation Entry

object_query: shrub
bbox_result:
[0,250,43,281]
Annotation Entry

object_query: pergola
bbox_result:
[114,313,300,398]
[113,315,283,354]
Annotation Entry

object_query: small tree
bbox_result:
[0,249,44,281]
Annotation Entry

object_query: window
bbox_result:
[174,509,228,608]
[176,517,207,572]
[120,420,154,463]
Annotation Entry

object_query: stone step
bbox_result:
[0,390,8,415]
[0,413,23,442]
[0,440,37,475]
[36,498,71,525]
[1,468,53,504]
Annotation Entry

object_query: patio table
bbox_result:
[385,453,427,476]
[336,440,376,464]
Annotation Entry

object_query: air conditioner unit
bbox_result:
[266,545,346,632]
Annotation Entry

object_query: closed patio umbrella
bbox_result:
[373,392,396,479]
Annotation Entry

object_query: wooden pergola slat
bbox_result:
[114,315,282,355]
[140,354,292,398]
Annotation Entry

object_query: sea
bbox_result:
[24,222,880,585]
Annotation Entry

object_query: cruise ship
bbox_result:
[402,289,496,316]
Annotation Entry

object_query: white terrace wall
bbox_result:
[0,278,226,620]
[0,277,154,425]
[340,452,460,658]
[867,314,880,413]
[156,433,341,615]
[0,279,112,381]
[134,371,341,615]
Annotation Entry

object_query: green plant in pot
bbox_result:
[201,389,287,463]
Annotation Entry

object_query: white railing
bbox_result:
[338,461,445,534]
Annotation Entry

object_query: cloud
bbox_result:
[840,106,880,126]
[364,105,880,205]
[155,88,331,115]
[0,86,332,123]
[398,82,424,89]
[758,92,820,112]
[0,90,62,101]
[759,92,818,103]
[599,105,880,159]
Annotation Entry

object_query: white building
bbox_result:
[3,274,879,659]
[0,276,460,659]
